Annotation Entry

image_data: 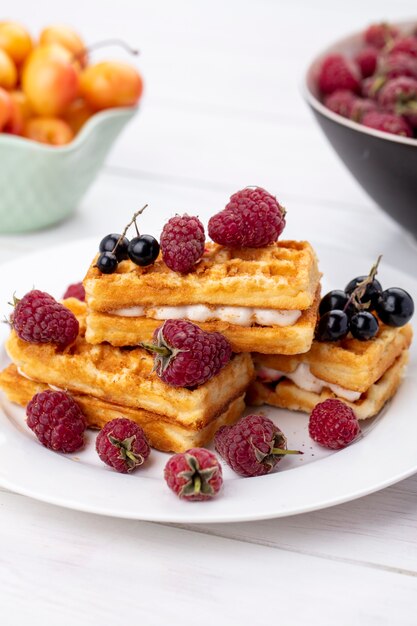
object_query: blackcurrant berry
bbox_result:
[128,235,160,267]
[96,251,118,274]
[376,288,414,327]
[316,310,350,342]
[350,311,379,341]
[345,275,382,309]
[319,290,350,316]
[99,233,130,261]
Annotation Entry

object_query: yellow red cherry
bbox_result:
[0,87,12,130]
[22,117,74,145]
[80,61,143,110]
[0,21,33,66]
[4,90,32,134]
[22,43,79,116]
[39,24,87,68]
[0,49,18,89]
[62,97,93,134]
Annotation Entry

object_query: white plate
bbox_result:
[0,238,416,523]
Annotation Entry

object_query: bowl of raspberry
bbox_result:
[304,20,417,236]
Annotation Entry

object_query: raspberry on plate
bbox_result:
[96,418,150,473]
[364,22,399,49]
[164,448,223,501]
[208,187,286,248]
[214,414,301,477]
[160,214,205,273]
[142,319,232,388]
[26,390,86,453]
[11,289,79,347]
[63,282,85,301]
[324,90,356,118]
[318,54,361,95]
[355,47,378,78]
[309,399,360,450]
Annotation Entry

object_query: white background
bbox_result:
[1,1,417,624]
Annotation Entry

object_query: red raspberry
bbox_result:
[378,76,417,127]
[378,53,417,80]
[324,90,356,118]
[143,319,231,388]
[12,290,79,347]
[355,47,378,78]
[318,54,360,95]
[364,23,399,49]
[160,214,205,273]
[208,187,286,248]
[388,36,417,59]
[26,390,86,453]
[214,414,301,477]
[362,111,413,137]
[96,418,150,473]
[309,399,360,450]
[350,98,378,122]
[63,282,85,301]
[361,76,384,99]
[164,448,223,501]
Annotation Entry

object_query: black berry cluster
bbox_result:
[96,205,160,274]
[317,256,414,342]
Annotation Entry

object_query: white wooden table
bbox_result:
[1,2,417,623]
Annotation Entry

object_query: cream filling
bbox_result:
[109,304,302,327]
[256,363,361,402]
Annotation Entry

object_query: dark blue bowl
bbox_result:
[304,23,417,236]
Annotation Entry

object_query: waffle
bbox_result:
[247,350,409,420]
[84,240,321,310]
[251,324,412,392]
[84,287,321,354]
[0,365,245,453]
[5,299,254,430]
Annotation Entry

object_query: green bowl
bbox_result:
[0,107,137,233]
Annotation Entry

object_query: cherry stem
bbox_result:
[72,38,140,63]
[140,342,172,358]
[344,254,382,313]
[111,204,148,254]
[271,448,303,455]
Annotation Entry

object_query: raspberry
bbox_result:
[63,282,85,301]
[378,76,417,127]
[208,187,286,248]
[361,76,384,99]
[308,399,360,450]
[160,214,205,273]
[318,54,360,95]
[26,390,86,453]
[324,90,356,118]
[350,98,378,122]
[362,111,413,137]
[12,290,79,347]
[388,37,417,59]
[378,53,417,80]
[364,23,399,49]
[142,319,231,388]
[214,414,301,477]
[96,418,150,473]
[355,47,378,78]
[164,448,223,501]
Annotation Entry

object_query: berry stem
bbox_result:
[140,341,172,358]
[271,448,303,455]
[344,254,382,312]
[112,204,148,254]
[72,38,139,63]
[193,475,201,494]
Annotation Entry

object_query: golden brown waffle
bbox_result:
[252,324,412,392]
[247,350,409,420]
[84,240,320,311]
[5,299,254,429]
[0,365,245,453]
[84,287,321,354]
